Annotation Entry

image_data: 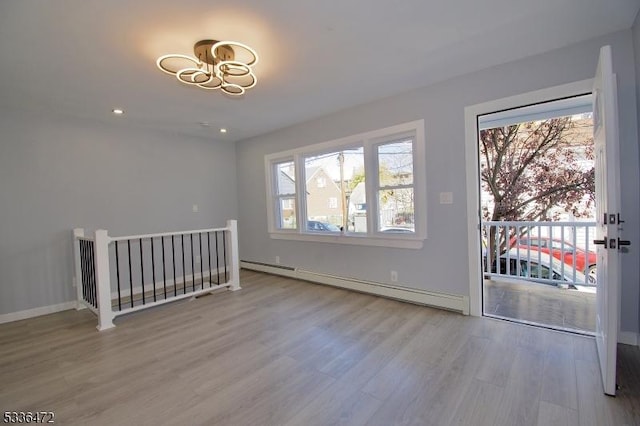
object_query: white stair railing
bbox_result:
[73,220,241,331]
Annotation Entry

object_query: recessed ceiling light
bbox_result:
[220,128,227,133]
[112,108,124,115]
[199,121,211,127]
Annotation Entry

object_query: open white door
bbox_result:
[592,45,622,397]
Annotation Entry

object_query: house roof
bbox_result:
[277,170,295,195]
[0,1,638,143]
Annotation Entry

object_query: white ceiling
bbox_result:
[1,0,638,143]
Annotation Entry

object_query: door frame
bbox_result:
[464,79,593,317]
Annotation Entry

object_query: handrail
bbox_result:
[483,220,596,226]
[110,226,229,242]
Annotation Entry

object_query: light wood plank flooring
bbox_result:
[484,279,596,333]
[1,270,638,425]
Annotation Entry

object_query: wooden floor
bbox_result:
[484,279,596,333]
[1,270,639,426]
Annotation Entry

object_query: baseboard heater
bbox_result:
[240,260,469,315]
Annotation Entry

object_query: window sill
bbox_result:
[269,231,424,249]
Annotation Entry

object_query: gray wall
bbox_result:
[0,108,238,315]
[236,30,640,335]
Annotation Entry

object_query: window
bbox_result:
[265,120,426,248]
[304,148,366,233]
[376,140,414,233]
[272,160,297,229]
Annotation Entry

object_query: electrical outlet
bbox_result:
[192,204,199,213]
[390,270,398,282]
[195,255,201,264]
[439,192,453,204]
[275,256,280,264]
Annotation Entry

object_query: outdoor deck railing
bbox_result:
[482,220,597,288]
[73,220,241,330]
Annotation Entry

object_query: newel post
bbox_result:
[226,220,242,291]
[94,229,115,330]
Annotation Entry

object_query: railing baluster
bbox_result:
[79,241,85,302]
[560,225,566,282]
[162,236,167,300]
[140,238,145,305]
[223,230,228,283]
[151,237,157,302]
[585,226,591,276]
[571,225,577,283]
[504,225,510,277]
[80,241,86,303]
[91,241,98,308]
[90,241,95,306]
[207,232,212,287]
[115,241,122,311]
[526,225,531,279]
[83,241,91,306]
[128,239,133,308]
[537,225,542,279]
[216,231,220,285]
[191,233,195,292]
[199,232,203,290]
[181,234,186,294]
[172,235,176,296]
[86,241,93,307]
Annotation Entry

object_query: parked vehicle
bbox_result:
[380,226,414,233]
[492,248,590,287]
[509,236,597,282]
[307,220,341,232]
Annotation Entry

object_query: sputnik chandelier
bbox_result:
[157,40,258,96]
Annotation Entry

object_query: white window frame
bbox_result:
[270,157,298,230]
[265,120,427,249]
[373,137,416,233]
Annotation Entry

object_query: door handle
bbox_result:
[618,238,631,248]
[594,238,608,249]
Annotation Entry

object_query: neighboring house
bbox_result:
[304,166,342,224]
[278,170,296,226]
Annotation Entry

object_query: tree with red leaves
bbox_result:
[480,116,595,262]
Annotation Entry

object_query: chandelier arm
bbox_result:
[212,41,258,66]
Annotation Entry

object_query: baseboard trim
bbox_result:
[619,331,639,346]
[241,260,469,315]
[0,301,77,325]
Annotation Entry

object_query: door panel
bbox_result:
[592,45,621,397]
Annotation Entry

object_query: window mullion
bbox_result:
[294,154,307,233]
[379,183,414,191]
[363,139,377,235]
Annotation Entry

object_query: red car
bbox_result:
[510,236,597,281]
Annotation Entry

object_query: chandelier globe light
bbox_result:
[157,40,258,96]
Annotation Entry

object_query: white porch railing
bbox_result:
[482,221,597,288]
[73,220,241,331]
